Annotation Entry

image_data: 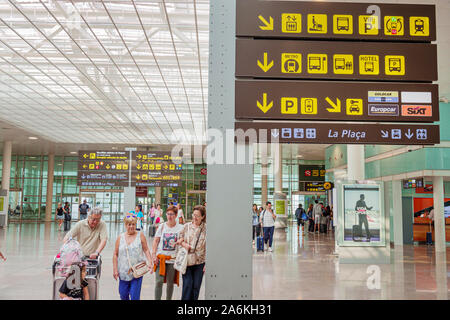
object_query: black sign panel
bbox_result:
[236,0,436,42]
[235,80,439,122]
[235,121,440,145]
[236,39,437,81]
[299,165,326,182]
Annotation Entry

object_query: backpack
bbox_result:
[301,209,308,220]
[58,239,84,277]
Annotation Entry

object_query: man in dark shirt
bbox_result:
[79,200,90,220]
[355,194,373,241]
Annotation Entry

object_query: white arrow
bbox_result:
[405,129,414,139]
[381,130,389,138]
[271,129,279,138]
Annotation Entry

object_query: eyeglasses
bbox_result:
[167,213,176,216]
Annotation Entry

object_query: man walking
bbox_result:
[355,194,373,241]
[260,202,276,252]
[312,200,323,233]
[79,199,90,220]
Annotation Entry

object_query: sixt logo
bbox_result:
[401,105,432,117]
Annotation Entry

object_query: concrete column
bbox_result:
[392,180,403,246]
[274,143,282,193]
[347,145,365,180]
[261,144,268,206]
[432,176,445,253]
[1,141,12,226]
[155,186,162,205]
[123,187,136,213]
[45,154,54,222]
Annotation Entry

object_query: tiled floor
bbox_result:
[0,222,448,300]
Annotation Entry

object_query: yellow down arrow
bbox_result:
[325,97,341,113]
[258,15,273,31]
[257,93,273,113]
[257,52,274,72]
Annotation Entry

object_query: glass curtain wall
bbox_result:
[1,156,208,222]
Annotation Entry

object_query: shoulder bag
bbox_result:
[174,224,190,274]
[125,234,149,279]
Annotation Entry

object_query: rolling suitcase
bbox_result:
[256,227,264,252]
[426,221,433,244]
[352,213,362,241]
[256,236,264,252]
[148,224,156,237]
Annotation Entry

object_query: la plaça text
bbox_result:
[328,129,366,141]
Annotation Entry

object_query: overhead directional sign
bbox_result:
[235,122,440,145]
[236,0,436,41]
[79,151,129,161]
[236,39,437,81]
[235,80,439,122]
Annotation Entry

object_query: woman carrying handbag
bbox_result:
[113,214,153,300]
[178,205,206,300]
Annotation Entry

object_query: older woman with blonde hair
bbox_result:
[113,214,153,300]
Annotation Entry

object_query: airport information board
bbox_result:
[234,0,439,145]
[78,151,183,187]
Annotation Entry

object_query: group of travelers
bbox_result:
[56,201,75,231]
[58,202,206,300]
[298,200,333,234]
[252,201,276,252]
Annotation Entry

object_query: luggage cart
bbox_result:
[52,256,101,300]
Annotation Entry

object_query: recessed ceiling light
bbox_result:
[296,155,303,158]
[28,136,38,140]
[70,152,77,154]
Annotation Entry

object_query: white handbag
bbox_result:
[174,225,190,274]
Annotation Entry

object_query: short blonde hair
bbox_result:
[123,214,137,225]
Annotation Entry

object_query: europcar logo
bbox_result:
[368,104,399,116]
[401,105,432,116]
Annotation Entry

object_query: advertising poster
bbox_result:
[275,199,286,216]
[342,184,384,246]
[413,198,450,218]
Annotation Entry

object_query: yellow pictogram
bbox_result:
[156,164,161,170]
[346,99,363,115]
[89,153,96,159]
[143,164,148,170]
[257,52,274,72]
[258,15,274,31]
[149,164,155,170]
[142,174,148,180]
[325,97,341,113]
[89,164,94,169]
[410,17,429,36]
[281,97,298,114]
[359,55,379,75]
[300,98,318,114]
[281,53,301,73]
[384,16,404,36]
[257,93,274,113]
[359,15,379,35]
[333,15,353,34]
[333,54,353,74]
[123,164,128,170]
[307,14,327,34]
[385,55,405,75]
[117,164,122,170]
[282,13,301,33]
[170,164,175,170]
[307,54,327,74]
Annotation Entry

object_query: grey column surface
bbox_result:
[1,141,12,227]
[432,176,445,253]
[402,197,414,245]
[261,144,268,207]
[123,187,136,213]
[392,180,403,247]
[346,145,365,180]
[45,154,55,222]
[206,0,253,299]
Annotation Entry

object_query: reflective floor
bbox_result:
[0,222,449,300]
